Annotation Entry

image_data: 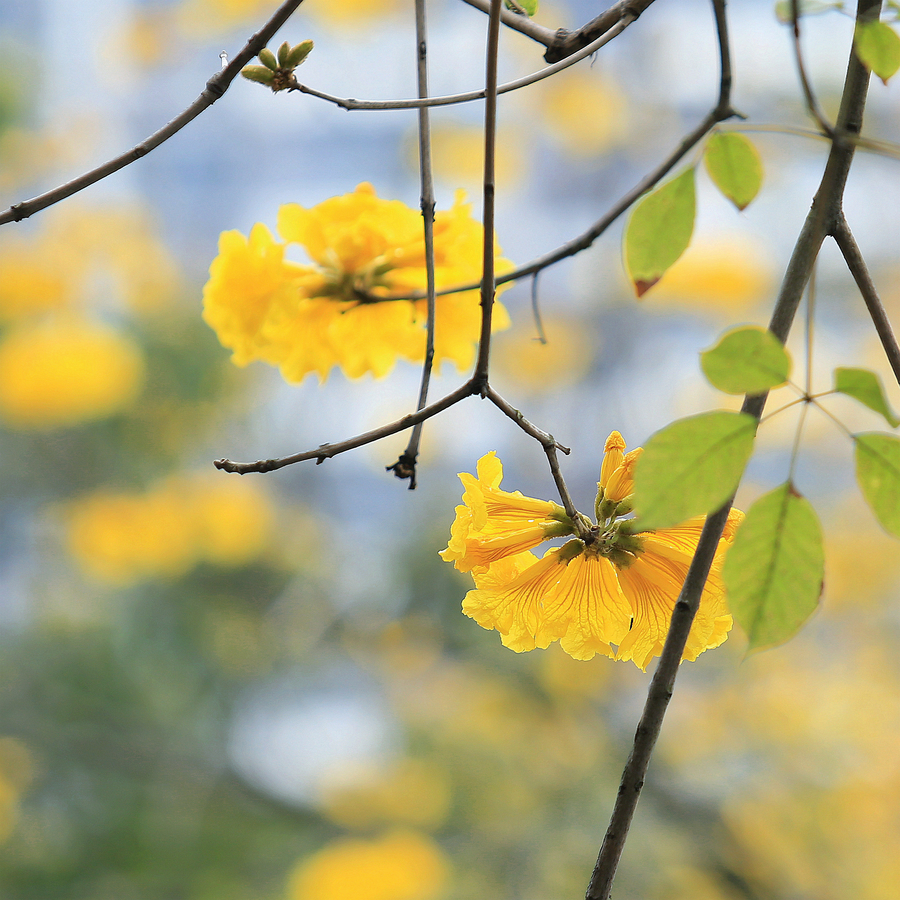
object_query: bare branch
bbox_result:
[0,0,307,226]
[790,0,835,136]
[585,0,880,895]
[214,382,478,474]
[389,0,438,490]
[472,0,504,387]
[291,18,632,111]
[833,213,900,387]
[461,0,658,63]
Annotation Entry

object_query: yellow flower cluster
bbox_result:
[287,831,448,900]
[0,205,180,430]
[202,183,511,382]
[441,433,742,670]
[0,318,144,430]
[66,474,274,584]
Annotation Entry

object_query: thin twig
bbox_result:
[388,0,438,490]
[461,0,658,63]
[473,0,504,387]
[531,272,547,344]
[214,382,478,474]
[832,213,900,387]
[790,0,835,136]
[483,387,588,534]
[291,18,631,111]
[0,0,307,226]
[585,2,878,897]
[460,0,557,45]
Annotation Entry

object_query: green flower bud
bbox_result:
[241,65,275,85]
[287,39,314,68]
[277,40,292,68]
[596,496,618,522]
[612,532,645,555]
[614,494,635,516]
[615,517,645,536]
[258,47,278,70]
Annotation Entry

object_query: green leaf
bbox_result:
[701,326,791,395]
[624,168,696,297]
[704,132,764,211]
[834,367,900,427]
[723,483,823,652]
[774,0,844,25]
[633,411,757,530]
[855,20,900,83]
[855,432,900,536]
[506,0,538,14]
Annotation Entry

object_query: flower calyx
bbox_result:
[589,487,646,569]
[242,40,313,92]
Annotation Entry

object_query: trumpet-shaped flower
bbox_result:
[203,183,511,382]
[442,433,743,669]
[438,450,574,575]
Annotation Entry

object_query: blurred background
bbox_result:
[2,0,900,897]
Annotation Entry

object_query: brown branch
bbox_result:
[290,18,631,112]
[460,0,659,63]
[584,1,878,897]
[214,381,478,474]
[832,213,900,387]
[473,0,504,387]
[388,0,438,490]
[0,0,307,226]
[790,0,835,137]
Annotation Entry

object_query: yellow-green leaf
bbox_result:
[774,0,844,25]
[624,168,696,297]
[834,367,900,427]
[701,326,791,395]
[633,410,757,530]
[506,0,538,14]
[855,20,900,84]
[855,432,900,536]
[704,132,764,211]
[723,482,823,652]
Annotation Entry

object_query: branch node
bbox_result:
[386,452,418,490]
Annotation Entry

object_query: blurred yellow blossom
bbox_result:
[287,831,449,900]
[0,318,145,429]
[442,433,742,668]
[538,69,631,156]
[320,759,451,831]
[66,474,275,584]
[641,237,773,313]
[202,183,511,382]
[0,738,34,844]
[0,205,180,320]
[493,316,595,393]
[178,0,401,33]
[0,238,70,320]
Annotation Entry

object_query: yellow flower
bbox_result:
[65,474,275,584]
[202,183,511,382]
[0,318,145,429]
[438,451,574,575]
[287,831,449,900]
[442,433,743,669]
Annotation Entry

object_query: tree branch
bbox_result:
[832,213,900,387]
[290,17,633,111]
[388,0,439,490]
[0,0,307,226]
[460,0,659,63]
[584,2,878,897]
